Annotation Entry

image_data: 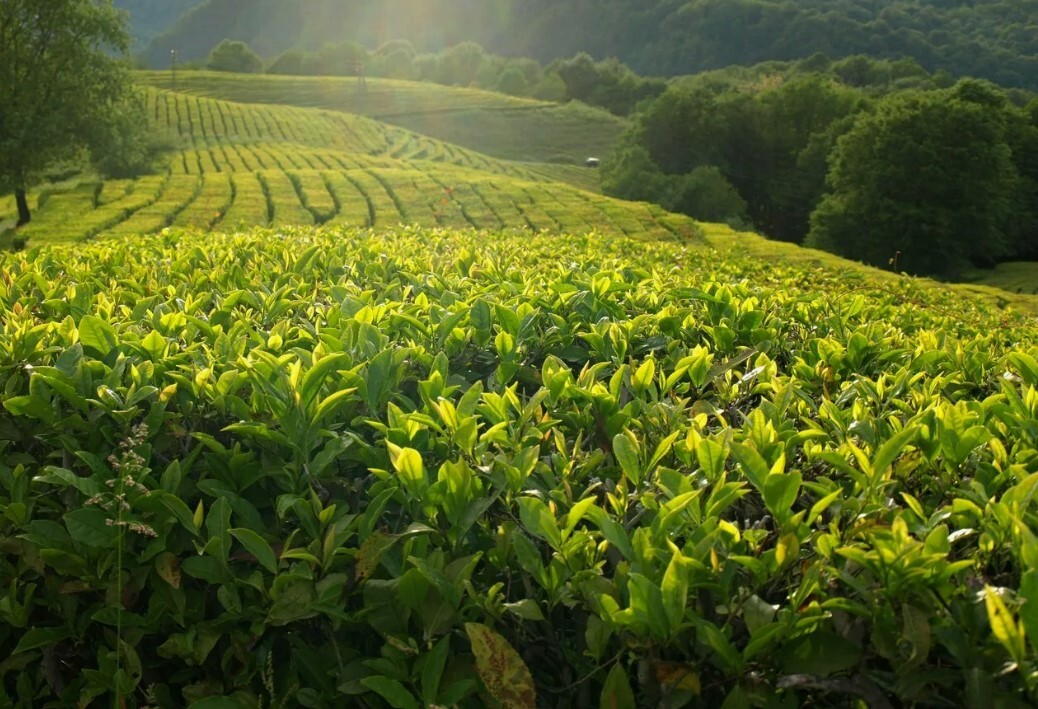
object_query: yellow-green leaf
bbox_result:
[465,622,536,709]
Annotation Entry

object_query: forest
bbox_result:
[134,0,1038,91]
[599,56,1038,276]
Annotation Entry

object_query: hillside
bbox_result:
[0,81,681,245]
[6,63,1038,707]
[138,71,627,166]
[142,0,1038,89]
[112,0,202,47]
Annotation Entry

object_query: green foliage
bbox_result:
[438,42,487,87]
[313,41,368,77]
[88,91,177,179]
[265,49,309,76]
[263,40,544,105]
[807,84,1018,276]
[605,74,866,241]
[137,0,1038,94]
[661,167,748,226]
[1,226,1038,706]
[206,39,264,74]
[530,72,568,102]
[0,0,139,225]
[602,152,748,226]
[496,67,529,97]
[551,53,667,116]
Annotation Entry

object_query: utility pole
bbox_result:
[171,49,179,90]
[354,60,367,92]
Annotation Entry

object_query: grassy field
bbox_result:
[139,71,627,166]
[963,261,1038,295]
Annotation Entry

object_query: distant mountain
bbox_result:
[141,0,1038,89]
[113,0,205,49]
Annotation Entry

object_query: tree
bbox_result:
[807,87,1017,275]
[267,49,308,75]
[87,91,172,179]
[497,67,529,96]
[531,72,568,102]
[375,49,415,80]
[439,42,487,86]
[314,41,367,76]
[206,39,263,73]
[0,0,136,226]
[662,166,749,225]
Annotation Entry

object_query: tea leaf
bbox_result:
[600,663,636,709]
[229,528,278,574]
[77,315,118,358]
[465,622,536,709]
[360,676,418,709]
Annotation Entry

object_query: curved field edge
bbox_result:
[699,223,1038,318]
[0,166,693,249]
[137,70,628,166]
[1,226,1038,705]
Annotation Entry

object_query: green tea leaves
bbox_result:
[77,315,118,359]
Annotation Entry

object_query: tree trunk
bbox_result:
[15,188,30,226]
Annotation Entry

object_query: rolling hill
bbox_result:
[5,70,1035,313]
[2,75,685,245]
[138,71,627,166]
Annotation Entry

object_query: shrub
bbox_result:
[206,39,263,74]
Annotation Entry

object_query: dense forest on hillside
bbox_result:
[600,56,1038,277]
[140,0,1038,89]
[112,0,200,47]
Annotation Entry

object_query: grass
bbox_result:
[138,71,627,166]
[962,261,1038,295]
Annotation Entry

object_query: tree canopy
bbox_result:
[0,0,140,226]
[806,85,1018,275]
[602,60,1038,276]
[138,0,1038,92]
[207,39,263,73]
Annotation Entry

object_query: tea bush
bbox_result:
[1,227,1037,707]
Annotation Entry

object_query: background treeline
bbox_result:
[192,38,1038,278]
[133,0,1038,91]
[602,55,1038,277]
[112,0,200,47]
[201,39,666,116]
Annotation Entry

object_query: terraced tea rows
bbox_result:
[147,89,566,183]
[146,89,389,154]
[4,83,629,247]
[139,71,626,165]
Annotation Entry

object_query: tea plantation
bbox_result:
[0,224,1036,707]
[3,71,1038,708]
[137,71,628,167]
[1,86,657,247]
